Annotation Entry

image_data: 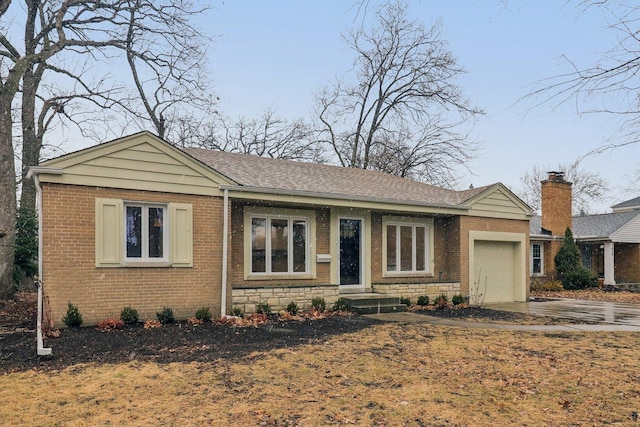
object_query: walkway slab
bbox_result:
[486,298,640,327]
[364,308,640,332]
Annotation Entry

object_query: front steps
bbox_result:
[340,293,407,314]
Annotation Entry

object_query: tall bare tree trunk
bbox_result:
[20,64,40,212]
[0,97,17,297]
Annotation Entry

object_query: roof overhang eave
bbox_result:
[575,235,611,242]
[27,166,64,179]
[220,184,470,212]
[530,234,554,241]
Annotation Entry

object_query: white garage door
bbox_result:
[473,240,517,303]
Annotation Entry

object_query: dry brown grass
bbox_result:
[533,289,640,304]
[2,323,640,426]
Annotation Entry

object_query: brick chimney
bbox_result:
[541,171,572,236]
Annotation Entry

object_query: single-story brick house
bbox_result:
[31,132,532,326]
[530,172,640,285]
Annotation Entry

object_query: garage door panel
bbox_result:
[473,241,516,303]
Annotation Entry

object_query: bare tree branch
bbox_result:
[315,0,482,187]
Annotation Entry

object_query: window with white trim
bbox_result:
[250,214,309,275]
[383,217,433,275]
[125,203,168,261]
[531,242,543,275]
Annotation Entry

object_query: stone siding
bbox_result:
[372,282,461,301]
[232,285,339,313]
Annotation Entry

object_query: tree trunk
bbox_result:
[20,65,40,212]
[0,97,17,297]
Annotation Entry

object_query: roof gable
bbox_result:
[37,132,232,196]
[463,183,533,220]
[572,210,640,242]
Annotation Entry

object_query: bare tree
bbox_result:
[0,0,212,296]
[518,160,610,215]
[122,0,213,141]
[527,1,640,153]
[315,0,482,186]
[186,109,325,163]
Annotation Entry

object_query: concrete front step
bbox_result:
[340,293,407,314]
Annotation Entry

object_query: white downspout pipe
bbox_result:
[33,172,52,356]
[220,188,229,317]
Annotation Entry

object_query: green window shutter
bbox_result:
[170,203,193,267]
[95,198,123,267]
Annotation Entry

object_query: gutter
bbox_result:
[219,184,471,212]
[27,168,61,356]
[221,188,229,317]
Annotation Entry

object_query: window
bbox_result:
[250,214,308,275]
[125,204,167,261]
[531,242,543,275]
[95,198,192,267]
[244,207,315,278]
[384,217,432,275]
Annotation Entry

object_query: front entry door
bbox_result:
[339,218,363,289]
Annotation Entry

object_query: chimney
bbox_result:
[541,171,572,236]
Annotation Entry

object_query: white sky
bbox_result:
[202,0,638,213]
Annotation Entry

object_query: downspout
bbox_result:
[221,188,229,317]
[32,172,52,356]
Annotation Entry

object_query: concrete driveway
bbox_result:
[485,298,640,327]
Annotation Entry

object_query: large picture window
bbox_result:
[125,204,168,261]
[250,214,308,275]
[384,217,432,275]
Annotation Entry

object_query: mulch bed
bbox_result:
[0,292,577,374]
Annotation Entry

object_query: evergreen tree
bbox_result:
[554,227,597,289]
[554,228,580,281]
[13,207,38,288]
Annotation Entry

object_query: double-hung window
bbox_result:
[95,198,192,267]
[125,204,168,262]
[531,242,543,275]
[245,207,315,278]
[383,217,433,275]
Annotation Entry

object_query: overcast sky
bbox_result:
[202,0,637,213]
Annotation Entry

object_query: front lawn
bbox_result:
[1,290,639,425]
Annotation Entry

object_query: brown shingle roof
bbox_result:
[185,148,491,207]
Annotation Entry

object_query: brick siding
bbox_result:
[42,183,225,326]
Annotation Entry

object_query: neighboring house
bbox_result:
[31,132,532,326]
[530,172,640,285]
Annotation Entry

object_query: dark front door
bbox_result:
[340,218,362,286]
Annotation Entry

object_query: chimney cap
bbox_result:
[546,171,566,182]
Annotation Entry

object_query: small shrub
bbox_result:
[400,296,411,306]
[120,306,139,325]
[332,298,351,312]
[62,302,83,327]
[195,307,212,322]
[434,294,448,308]
[416,295,429,306]
[311,297,326,312]
[229,307,243,317]
[562,269,598,290]
[451,294,465,306]
[285,301,299,315]
[531,280,563,292]
[96,318,124,332]
[255,302,272,315]
[156,307,175,324]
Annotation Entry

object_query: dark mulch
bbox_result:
[0,315,385,373]
[0,292,559,374]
